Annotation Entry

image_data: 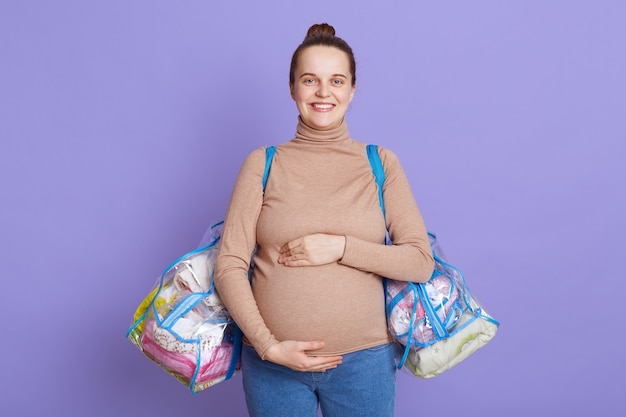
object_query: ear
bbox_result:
[289,82,295,100]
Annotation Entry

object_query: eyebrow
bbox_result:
[299,72,348,79]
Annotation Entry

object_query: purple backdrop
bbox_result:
[1,1,624,415]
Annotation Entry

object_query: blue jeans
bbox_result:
[241,343,396,417]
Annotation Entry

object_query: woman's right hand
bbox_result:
[263,340,343,372]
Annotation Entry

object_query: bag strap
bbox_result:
[367,144,386,221]
[262,146,276,190]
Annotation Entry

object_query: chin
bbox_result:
[307,119,341,131]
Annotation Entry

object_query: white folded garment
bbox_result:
[172,251,225,310]
[405,310,498,378]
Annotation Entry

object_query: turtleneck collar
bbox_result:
[294,116,350,144]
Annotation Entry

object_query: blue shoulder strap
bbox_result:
[366,144,386,220]
[262,146,276,191]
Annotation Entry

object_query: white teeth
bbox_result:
[313,103,333,109]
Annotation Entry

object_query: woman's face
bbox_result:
[290,45,356,131]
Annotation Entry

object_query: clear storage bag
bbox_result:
[126,146,276,393]
[367,144,500,378]
[385,232,499,378]
[126,222,241,393]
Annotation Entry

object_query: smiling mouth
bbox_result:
[311,103,334,111]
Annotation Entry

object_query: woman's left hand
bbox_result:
[278,233,346,267]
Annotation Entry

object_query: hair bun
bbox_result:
[305,23,336,39]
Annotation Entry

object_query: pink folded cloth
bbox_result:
[140,319,238,390]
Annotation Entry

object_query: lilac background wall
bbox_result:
[1,1,624,415]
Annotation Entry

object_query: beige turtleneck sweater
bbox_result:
[214,119,434,358]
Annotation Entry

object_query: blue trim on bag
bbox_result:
[125,231,224,339]
[417,283,448,339]
[226,326,243,379]
[162,293,210,328]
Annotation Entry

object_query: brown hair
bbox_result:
[289,23,356,86]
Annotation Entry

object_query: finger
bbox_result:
[286,259,311,267]
[311,363,338,372]
[284,247,304,257]
[298,342,342,366]
[280,252,314,267]
[306,356,343,371]
[279,253,305,265]
[318,357,343,367]
[280,240,301,254]
[298,340,325,351]
[288,253,306,261]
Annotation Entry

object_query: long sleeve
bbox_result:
[214,148,279,358]
[339,147,434,282]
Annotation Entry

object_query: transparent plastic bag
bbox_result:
[367,144,499,378]
[385,233,499,378]
[126,222,241,393]
[127,147,277,393]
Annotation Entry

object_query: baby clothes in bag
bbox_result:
[126,146,277,393]
[385,233,499,378]
[126,222,242,393]
[367,144,499,378]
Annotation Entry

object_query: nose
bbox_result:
[316,83,330,98]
